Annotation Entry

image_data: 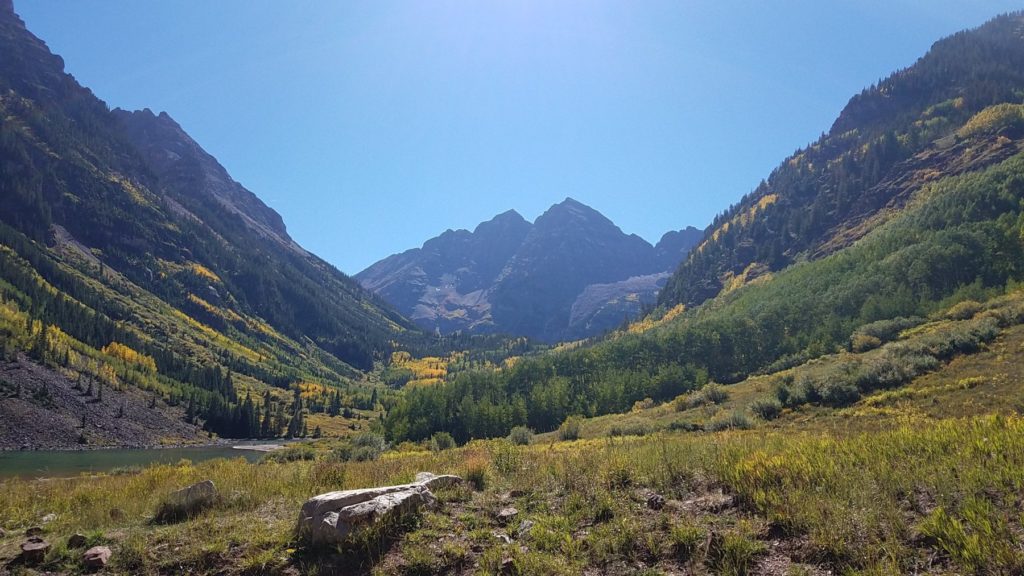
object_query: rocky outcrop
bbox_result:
[297,472,461,547]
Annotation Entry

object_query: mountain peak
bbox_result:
[474,209,528,234]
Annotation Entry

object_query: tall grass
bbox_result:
[3,415,1024,574]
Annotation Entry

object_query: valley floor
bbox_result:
[2,409,1023,575]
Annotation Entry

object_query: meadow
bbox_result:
[3,408,1024,575]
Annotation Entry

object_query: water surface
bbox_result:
[0,443,269,480]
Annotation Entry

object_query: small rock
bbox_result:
[83,545,112,569]
[25,526,44,537]
[492,531,512,544]
[20,537,50,565]
[646,492,666,510]
[68,533,88,548]
[41,513,57,524]
[497,507,518,524]
[500,557,516,575]
[516,519,535,538]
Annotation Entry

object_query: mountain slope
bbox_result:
[357,199,701,341]
[0,2,413,445]
[660,10,1024,308]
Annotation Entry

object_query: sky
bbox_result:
[16,1,1024,274]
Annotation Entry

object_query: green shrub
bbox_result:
[852,316,923,344]
[703,383,729,404]
[508,425,534,446]
[608,422,652,437]
[850,333,883,353]
[945,300,982,320]
[430,431,456,452]
[749,398,782,420]
[668,420,703,432]
[261,443,316,463]
[336,432,387,462]
[706,410,751,432]
[558,415,583,441]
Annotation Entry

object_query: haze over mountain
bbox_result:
[357,199,701,341]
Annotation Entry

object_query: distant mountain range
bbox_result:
[356,199,701,341]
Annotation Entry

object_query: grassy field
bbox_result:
[3,411,1024,575]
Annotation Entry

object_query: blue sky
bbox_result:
[16,1,1023,274]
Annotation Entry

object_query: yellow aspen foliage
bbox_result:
[102,341,158,373]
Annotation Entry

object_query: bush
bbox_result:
[852,316,923,344]
[706,410,751,432]
[946,300,983,321]
[819,380,861,407]
[558,415,583,441]
[668,420,703,432]
[336,432,387,462]
[430,431,456,452]
[702,383,729,404]
[850,333,883,353]
[631,397,655,412]
[749,398,782,421]
[677,382,730,410]
[261,443,316,463]
[508,425,534,446]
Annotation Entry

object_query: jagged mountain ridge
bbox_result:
[357,198,701,341]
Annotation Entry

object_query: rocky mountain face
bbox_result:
[357,199,702,341]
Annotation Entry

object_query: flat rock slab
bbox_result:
[297,472,462,547]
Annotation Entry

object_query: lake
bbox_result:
[0,443,273,480]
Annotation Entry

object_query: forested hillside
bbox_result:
[0,2,415,445]
[660,11,1024,308]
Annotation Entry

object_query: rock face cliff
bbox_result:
[357,198,702,341]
